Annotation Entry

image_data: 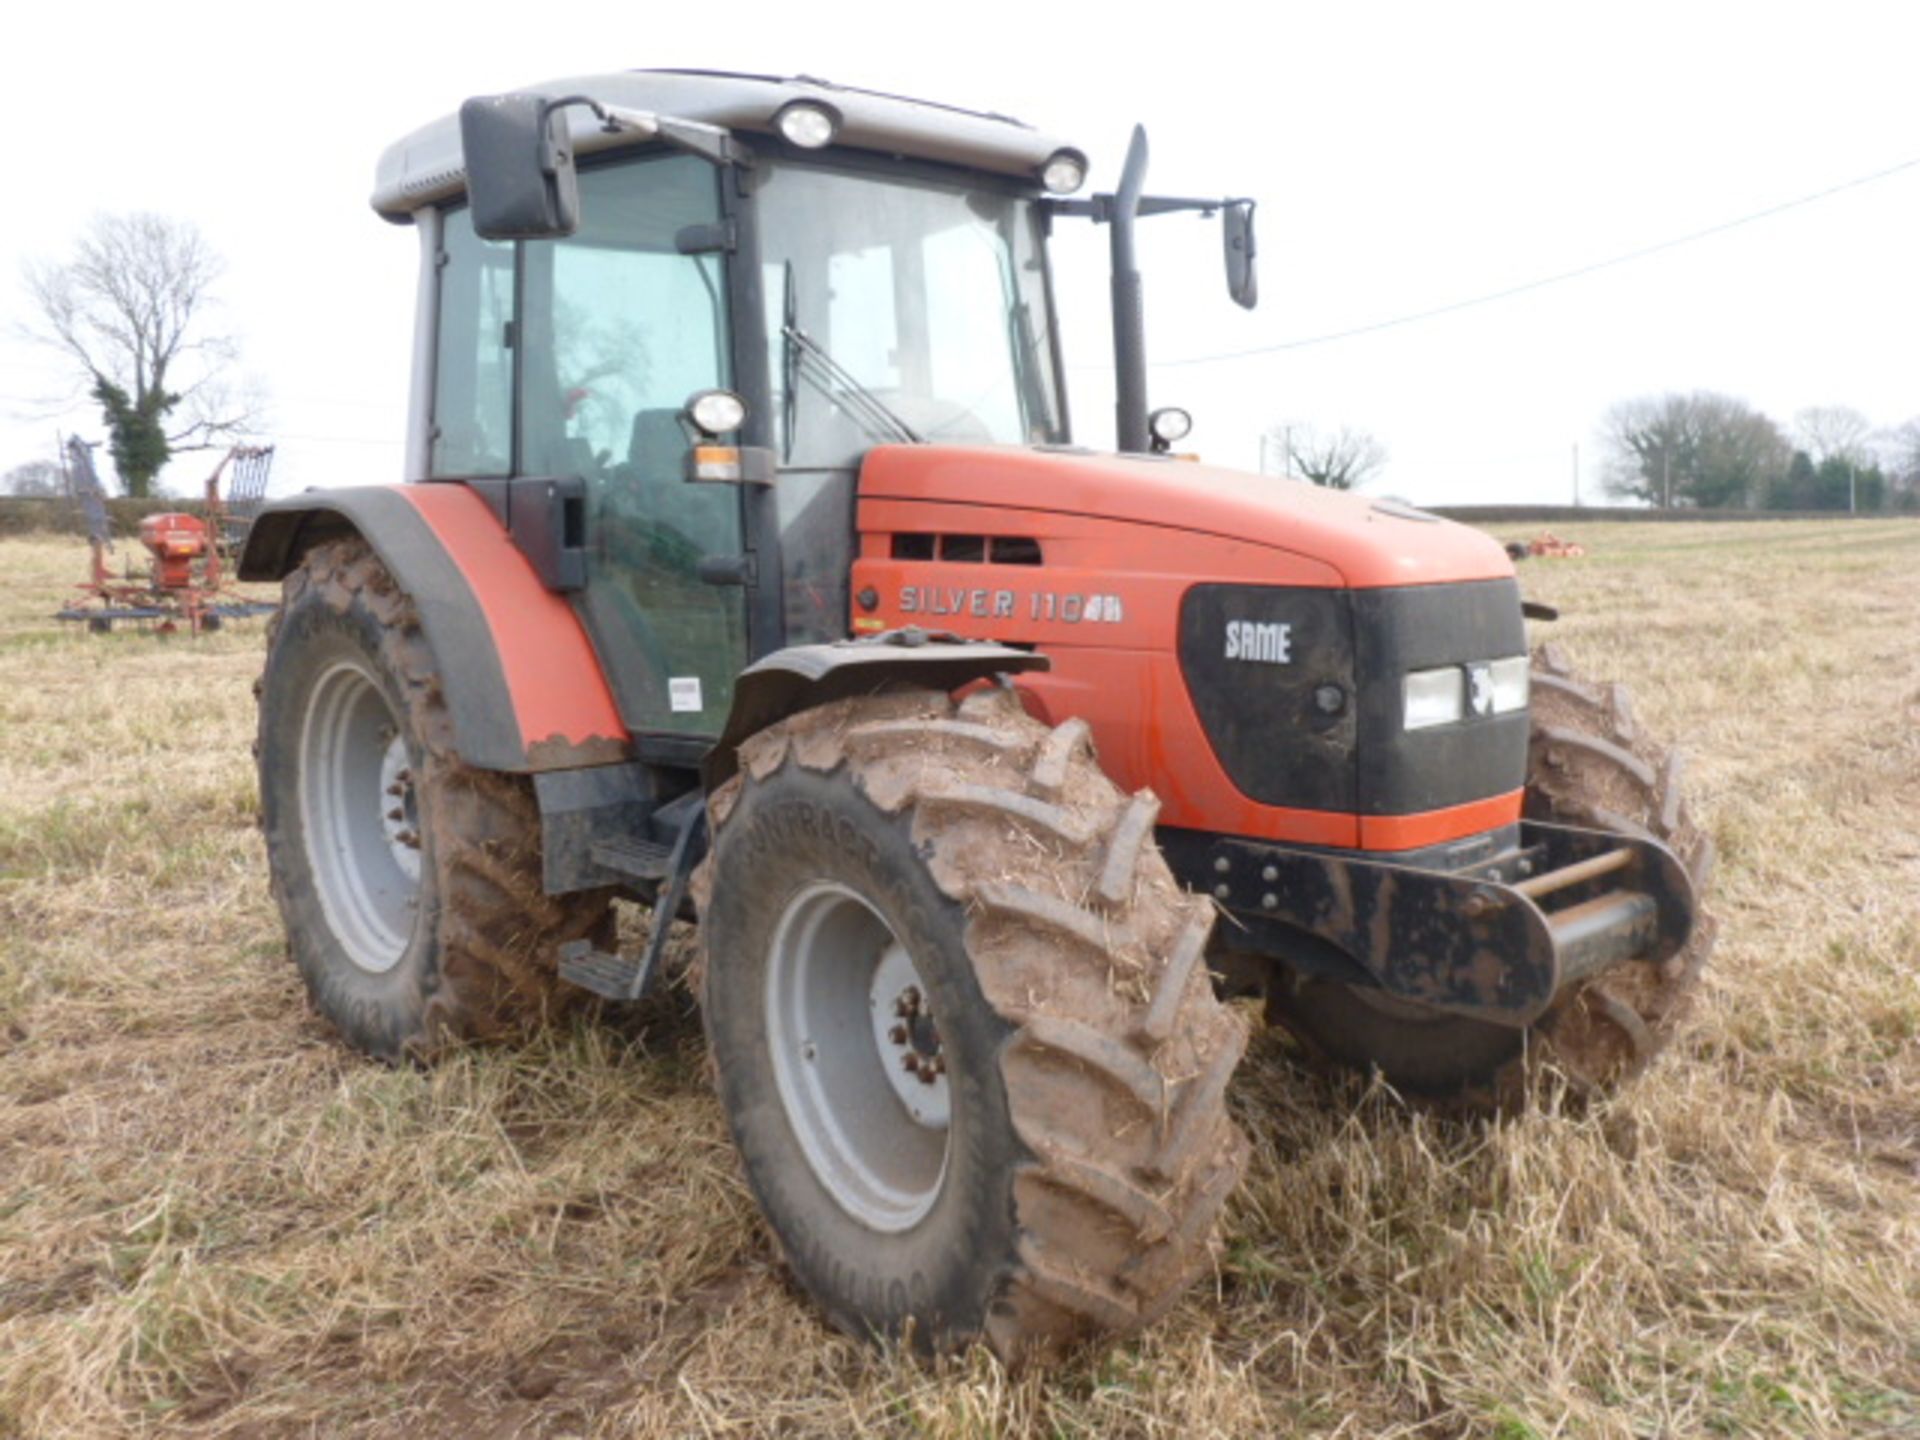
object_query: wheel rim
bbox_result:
[765,882,950,1232]
[298,657,420,974]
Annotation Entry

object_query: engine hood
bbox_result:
[859,444,1513,589]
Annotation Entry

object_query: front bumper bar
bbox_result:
[1159,821,1696,1027]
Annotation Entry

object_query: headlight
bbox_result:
[774,101,839,149]
[1487,656,1529,713]
[1040,149,1088,194]
[1404,656,1528,730]
[1403,667,1466,730]
[1148,407,1192,446]
[686,388,747,437]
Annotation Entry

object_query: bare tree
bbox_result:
[20,213,255,497]
[1285,424,1388,490]
[0,459,64,497]
[1600,391,1788,508]
[1794,405,1874,466]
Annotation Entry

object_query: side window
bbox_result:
[519,157,733,486]
[430,208,513,477]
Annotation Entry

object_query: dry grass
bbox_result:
[1,520,1916,1438]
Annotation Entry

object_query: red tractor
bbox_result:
[242,72,1711,1361]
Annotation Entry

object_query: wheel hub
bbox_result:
[377,733,421,883]
[869,948,950,1127]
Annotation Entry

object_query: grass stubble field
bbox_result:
[0,520,1916,1438]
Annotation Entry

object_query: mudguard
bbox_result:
[702,631,1049,788]
[240,484,629,773]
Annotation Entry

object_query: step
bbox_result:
[590,835,674,882]
[557,941,647,1000]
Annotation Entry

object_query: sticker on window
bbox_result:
[669,677,704,713]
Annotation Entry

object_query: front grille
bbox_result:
[1176,579,1527,816]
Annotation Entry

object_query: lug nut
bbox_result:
[888,1024,907,1045]
[386,808,404,822]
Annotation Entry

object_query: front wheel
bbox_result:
[1267,643,1717,1105]
[698,687,1248,1362]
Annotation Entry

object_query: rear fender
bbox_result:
[240,484,628,773]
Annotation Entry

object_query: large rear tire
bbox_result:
[1268,642,1716,1105]
[697,687,1248,1363]
[256,538,613,1062]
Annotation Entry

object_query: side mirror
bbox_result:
[459,93,580,240]
[1224,200,1258,310]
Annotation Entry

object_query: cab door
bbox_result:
[517,154,748,738]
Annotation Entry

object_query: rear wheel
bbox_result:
[256,538,613,1061]
[1268,643,1716,1105]
[697,687,1248,1362]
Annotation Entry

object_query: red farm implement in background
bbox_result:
[55,439,279,634]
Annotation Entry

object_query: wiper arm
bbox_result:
[1007,297,1051,440]
[781,323,923,445]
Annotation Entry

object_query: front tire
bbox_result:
[1269,643,1716,1105]
[256,538,612,1061]
[698,687,1248,1362]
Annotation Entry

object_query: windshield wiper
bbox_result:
[1006,297,1052,441]
[781,322,924,446]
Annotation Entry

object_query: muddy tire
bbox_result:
[1271,642,1716,1104]
[697,687,1249,1362]
[256,538,613,1062]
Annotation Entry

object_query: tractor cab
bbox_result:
[373,70,1243,739]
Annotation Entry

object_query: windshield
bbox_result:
[756,161,1066,469]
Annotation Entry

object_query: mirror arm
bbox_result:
[657,117,753,168]
[541,95,750,168]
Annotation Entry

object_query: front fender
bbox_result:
[241,484,628,773]
[702,632,1049,789]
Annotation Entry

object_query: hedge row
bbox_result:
[0,495,210,538]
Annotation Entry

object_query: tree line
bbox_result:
[1601,393,1918,513]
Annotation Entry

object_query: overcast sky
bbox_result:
[2,1,1914,505]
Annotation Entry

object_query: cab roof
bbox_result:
[371,68,1083,220]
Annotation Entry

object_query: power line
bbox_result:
[1156,153,1920,367]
